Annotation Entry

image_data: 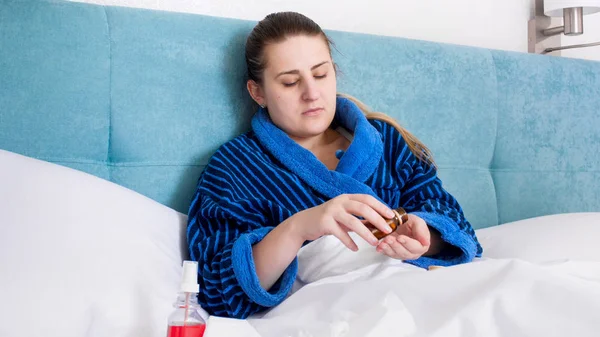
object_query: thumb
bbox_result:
[410,218,431,247]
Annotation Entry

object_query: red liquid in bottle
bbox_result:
[167,324,206,337]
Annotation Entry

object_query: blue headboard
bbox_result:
[2,0,599,228]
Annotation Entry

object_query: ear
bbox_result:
[247,80,266,107]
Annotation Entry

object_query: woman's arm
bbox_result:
[398,158,483,267]
[251,218,304,290]
[189,189,393,318]
[188,192,299,319]
[253,193,395,290]
[373,120,482,267]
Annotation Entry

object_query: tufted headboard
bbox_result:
[2,0,599,228]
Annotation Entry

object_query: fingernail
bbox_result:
[387,209,395,218]
[370,237,378,246]
[399,237,406,244]
[385,225,393,233]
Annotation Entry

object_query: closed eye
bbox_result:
[283,73,327,87]
[283,81,298,87]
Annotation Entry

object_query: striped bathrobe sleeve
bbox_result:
[384,123,483,268]
[186,159,298,319]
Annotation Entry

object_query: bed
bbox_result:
[1,0,600,336]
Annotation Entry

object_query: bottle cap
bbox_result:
[180,260,200,293]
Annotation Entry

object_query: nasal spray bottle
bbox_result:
[167,261,206,337]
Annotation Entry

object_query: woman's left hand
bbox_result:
[376,214,431,260]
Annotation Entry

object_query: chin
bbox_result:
[305,118,332,134]
[291,124,328,139]
[304,128,329,138]
[284,110,334,138]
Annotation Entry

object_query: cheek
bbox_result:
[324,78,337,102]
[324,76,337,93]
[273,92,299,112]
[266,87,286,102]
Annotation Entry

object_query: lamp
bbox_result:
[543,0,600,36]
[541,0,600,54]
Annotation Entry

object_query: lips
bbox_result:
[302,107,323,116]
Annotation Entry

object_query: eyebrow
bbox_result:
[275,61,330,79]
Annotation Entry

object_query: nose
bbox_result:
[301,78,320,102]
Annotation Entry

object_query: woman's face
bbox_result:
[248,34,337,140]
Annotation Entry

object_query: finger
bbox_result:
[328,219,359,251]
[387,240,417,260]
[409,219,431,247]
[348,194,395,219]
[396,235,428,255]
[335,212,378,246]
[379,243,396,257]
[382,234,399,246]
[344,200,393,235]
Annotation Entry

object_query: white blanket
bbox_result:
[205,226,600,337]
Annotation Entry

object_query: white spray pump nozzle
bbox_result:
[180,260,200,293]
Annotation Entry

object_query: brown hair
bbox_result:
[245,12,435,167]
[245,11,335,84]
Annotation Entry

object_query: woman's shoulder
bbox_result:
[199,130,272,188]
[213,130,262,158]
[367,117,391,133]
[204,130,261,169]
[366,116,409,148]
[367,115,437,171]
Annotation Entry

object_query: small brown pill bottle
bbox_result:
[366,207,409,240]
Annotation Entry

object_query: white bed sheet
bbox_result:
[203,216,600,337]
[205,257,600,337]
[259,258,600,337]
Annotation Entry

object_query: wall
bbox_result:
[69,0,531,53]
[67,0,600,61]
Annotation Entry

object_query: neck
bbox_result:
[290,127,350,171]
[290,128,338,152]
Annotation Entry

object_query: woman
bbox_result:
[187,11,482,319]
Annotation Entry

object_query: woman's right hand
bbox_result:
[284,194,395,251]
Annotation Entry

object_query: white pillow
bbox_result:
[0,150,187,337]
[476,212,600,263]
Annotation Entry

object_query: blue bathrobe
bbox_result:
[187,96,483,319]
